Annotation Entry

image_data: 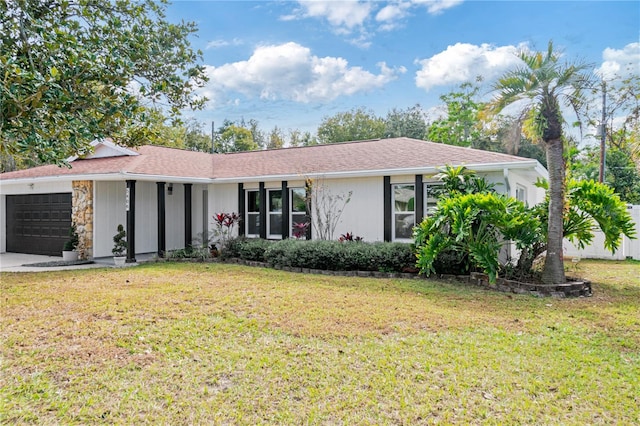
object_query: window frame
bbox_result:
[267,189,283,240]
[423,181,443,218]
[289,187,307,239]
[245,190,260,238]
[392,183,415,242]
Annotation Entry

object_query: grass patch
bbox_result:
[2,259,639,423]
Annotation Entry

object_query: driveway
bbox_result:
[0,252,112,272]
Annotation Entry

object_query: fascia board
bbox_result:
[211,160,543,183]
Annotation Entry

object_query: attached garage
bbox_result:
[6,193,72,256]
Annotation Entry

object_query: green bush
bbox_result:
[167,246,211,261]
[263,240,415,273]
[221,237,274,262]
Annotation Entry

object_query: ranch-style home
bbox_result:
[0,138,547,262]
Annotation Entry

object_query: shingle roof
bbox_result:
[1,138,537,181]
[211,137,533,179]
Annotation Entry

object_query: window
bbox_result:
[290,188,307,238]
[246,190,260,237]
[393,184,415,240]
[423,182,443,217]
[515,184,527,204]
[267,190,282,239]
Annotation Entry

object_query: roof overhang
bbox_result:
[211,160,546,183]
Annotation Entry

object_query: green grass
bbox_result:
[1,259,639,424]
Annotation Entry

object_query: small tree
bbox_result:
[112,224,127,257]
[305,178,352,241]
[63,225,79,252]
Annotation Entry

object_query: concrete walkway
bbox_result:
[0,252,155,273]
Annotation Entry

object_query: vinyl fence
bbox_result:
[563,204,640,260]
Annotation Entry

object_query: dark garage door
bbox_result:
[6,193,72,256]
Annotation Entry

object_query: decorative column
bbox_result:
[281,181,289,239]
[238,183,245,236]
[184,183,192,248]
[126,180,136,263]
[157,182,166,257]
[383,176,391,242]
[71,180,94,259]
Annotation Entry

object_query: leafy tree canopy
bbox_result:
[317,107,385,144]
[427,81,487,147]
[384,104,428,139]
[0,0,207,167]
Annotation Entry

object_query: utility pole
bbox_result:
[211,121,215,153]
[599,81,606,183]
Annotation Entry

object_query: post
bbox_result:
[599,81,606,183]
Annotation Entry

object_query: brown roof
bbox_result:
[211,137,534,179]
[1,138,536,181]
[0,145,214,180]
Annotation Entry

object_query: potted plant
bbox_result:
[112,224,127,266]
[62,225,79,261]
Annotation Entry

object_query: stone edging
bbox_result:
[153,257,593,298]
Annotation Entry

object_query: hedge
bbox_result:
[222,238,416,273]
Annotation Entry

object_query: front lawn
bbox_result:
[1,260,639,424]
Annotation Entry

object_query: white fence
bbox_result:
[563,205,640,260]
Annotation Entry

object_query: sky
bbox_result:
[165,0,640,143]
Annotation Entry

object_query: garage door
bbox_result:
[6,193,72,256]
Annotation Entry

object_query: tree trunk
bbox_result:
[542,138,566,284]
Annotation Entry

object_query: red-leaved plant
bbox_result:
[212,212,240,250]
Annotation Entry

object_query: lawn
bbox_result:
[1,260,639,424]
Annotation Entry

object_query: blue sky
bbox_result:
[166,1,639,140]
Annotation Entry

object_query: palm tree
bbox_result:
[488,41,593,284]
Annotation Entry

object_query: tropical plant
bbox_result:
[430,165,498,198]
[414,193,542,283]
[487,41,594,284]
[112,225,127,257]
[212,212,240,250]
[538,178,636,250]
[338,232,363,242]
[292,222,310,239]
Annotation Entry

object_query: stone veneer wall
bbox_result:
[72,180,94,260]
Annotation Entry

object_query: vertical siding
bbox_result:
[316,176,384,242]
[94,181,127,257]
[165,184,185,251]
[133,181,158,254]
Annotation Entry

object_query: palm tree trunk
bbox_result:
[542,138,566,284]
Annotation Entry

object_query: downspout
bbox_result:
[503,168,511,195]
[503,168,512,262]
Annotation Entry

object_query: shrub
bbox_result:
[167,246,211,261]
[264,240,415,273]
[221,237,274,262]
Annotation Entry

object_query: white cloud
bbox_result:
[206,38,243,50]
[288,1,373,33]
[411,0,464,15]
[596,42,640,80]
[282,1,463,46]
[415,43,523,91]
[200,42,404,105]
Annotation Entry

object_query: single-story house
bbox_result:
[0,138,547,261]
